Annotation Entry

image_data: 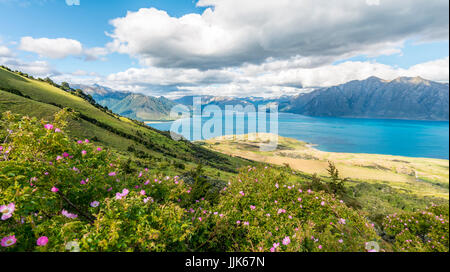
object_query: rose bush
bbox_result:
[381,204,449,252]
[203,166,380,252]
[1,110,448,252]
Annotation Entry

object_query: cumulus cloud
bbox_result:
[0,56,56,76]
[406,57,449,81]
[19,37,83,59]
[106,66,234,86]
[0,45,12,57]
[71,70,99,77]
[1,42,59,76]
[366,0,380,6]
[106,0,448,69]
[19,37,108,61]
[271,57,449,88]
[83,47,109,61]
[5,0,447,99]
[51,73,104,87]
[97,56,449,98]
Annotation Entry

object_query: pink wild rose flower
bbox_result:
[1,235,17,247]
[36,236,49,246]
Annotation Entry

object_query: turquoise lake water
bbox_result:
[148,113,449,159]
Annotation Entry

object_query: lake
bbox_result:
[147,113,449,159]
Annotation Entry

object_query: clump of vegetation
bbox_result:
[0,111,448,252]
[204,165,379,252]
[299,162,361,210]
[0,110,195,252]
[301,162,348,196]
[0,66,248,174]
[381,204,449,252]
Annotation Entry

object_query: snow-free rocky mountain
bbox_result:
[74,76,449,122]
[172,95,291,110]
[283,77,449,121]
[175,77,449,121]
[72,84,177,121]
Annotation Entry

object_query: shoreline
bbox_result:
[200,132,449,199]
[144,120,175,124]
[200,132,449,161]
[148,115,449,160]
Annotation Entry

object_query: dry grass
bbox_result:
[201,133,449,199]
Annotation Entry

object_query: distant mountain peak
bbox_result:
[366,76,383,81]
[70,84,177,121]
[392,76,431,86]
[286,76,449,121]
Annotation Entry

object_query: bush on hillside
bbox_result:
[381,204,449,252]
[0,110,448,252]
[0,110,194,252]
[203,166,380,252]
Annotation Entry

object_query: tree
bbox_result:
[44,77,55,86]
[61,82,71,90]
[190,164,211,202]
[327,161,347,195]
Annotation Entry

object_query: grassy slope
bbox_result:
[0,89,150,157]
[0,67,248,177]
[201,133,449,199]
[1,67,447,219]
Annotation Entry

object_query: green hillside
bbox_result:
[72,84,178,121]
[0,115,447,252]
[1,66,448,253]
[107,94,176,121]
[0,67,249,177]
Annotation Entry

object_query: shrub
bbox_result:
[79,193,193,252]
[0,110,193,252]
[0,110,447,252]
[381,204,449,252]
[203,166,379,252]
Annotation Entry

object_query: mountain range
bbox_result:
[72,76,449,121]
[173,95,291,109]
[283,77,449,121]
[72,84,177,121]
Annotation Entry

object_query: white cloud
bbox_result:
[0,45,12,57]
[273,57,449,88]
[406,57,449,81]
[52,73,103,86]
[71,70,99,77]
[1,43,58,76]
[18,36,108,61]
[83,47,109,61]
[95,56,449,98]
[17,60,54,76]
[107,0,448,69]
[366,0,380,6]
[19,37,83,59]
[4,0,447,99]
[0,56,55,76]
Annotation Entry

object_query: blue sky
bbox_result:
[334,40,449,68]
[0,0,206,75]
[0,0,448,97]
